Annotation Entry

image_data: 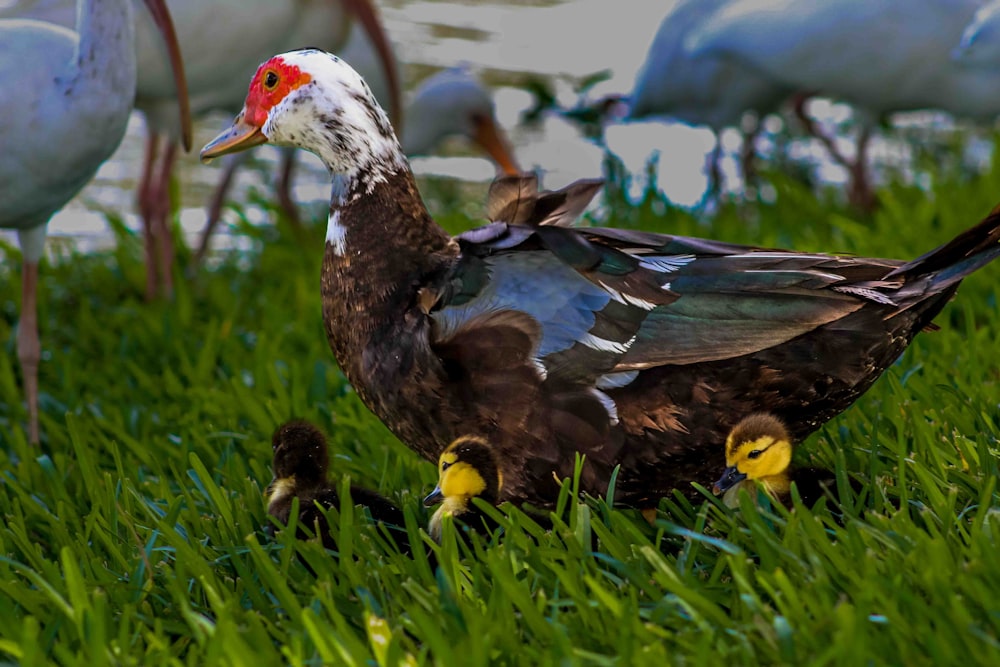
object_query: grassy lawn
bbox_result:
[1,157,999,666]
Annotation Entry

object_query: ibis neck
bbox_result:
[74,0,137,97]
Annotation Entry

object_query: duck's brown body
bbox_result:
[202,49,1000,511]
[320,169,993,509]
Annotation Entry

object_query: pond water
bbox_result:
[0,0,980,256]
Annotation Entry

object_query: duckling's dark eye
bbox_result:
[441,461,453,472]
[264,70,279,90]
[747,450,763,460]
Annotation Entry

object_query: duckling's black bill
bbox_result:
[423,486,443,506]
[713,466,747,495]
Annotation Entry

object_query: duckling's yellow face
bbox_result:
[423,436,502,511]
[438,451,487,500]
[714,413,794,498]
[724,433,793,481]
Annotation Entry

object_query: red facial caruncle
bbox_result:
[243,57,313,127]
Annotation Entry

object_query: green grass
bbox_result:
[1,159,999,666]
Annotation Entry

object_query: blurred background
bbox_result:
[2,0,998,251]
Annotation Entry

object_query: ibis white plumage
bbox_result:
[686,0,998,208]
[953,1,1000,67]
[6,0,403,297]
[628,0,792,194]
[0,0,190,443]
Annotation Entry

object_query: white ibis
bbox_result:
[628,0,792,195]
[399,66,519,174]
[953,1,1000,67]
[686,0,996,210]
[0,0,190,444]
[133,0,400,300]
[5,0,401,296]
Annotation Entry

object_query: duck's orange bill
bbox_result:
[200,113,267,163]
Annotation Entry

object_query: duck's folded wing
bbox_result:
[429,222,905,382]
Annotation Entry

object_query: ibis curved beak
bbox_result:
[142,0,192,151]
[713,466,747,495]
[200,112,267,163]
[472,113,520,176]
[423,486,444,507]
[341,0,402,131]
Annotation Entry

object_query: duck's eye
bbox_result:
[747,450,763,460]
[440,461,452,472]
[264,70,279,90]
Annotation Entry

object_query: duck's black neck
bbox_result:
[320,167,456,376]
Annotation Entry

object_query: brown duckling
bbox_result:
[713,413,844,509]
[423,436,503,542]
[267,419,408,553]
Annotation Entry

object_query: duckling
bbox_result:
[267,419,408,553]
[423,436,503,542]
[713,413,841,509]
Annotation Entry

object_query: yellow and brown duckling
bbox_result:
[713,413,842,509]
[423,436,503,542]
[267,419,408,553]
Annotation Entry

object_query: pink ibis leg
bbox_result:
[705,135,723,199]
[193,152,245,268]
[17,260,40,444]
[793,94,877,213]
[848,124,875,213]
[152,141,178,298]
[740,121,762,190]
[275,148,301,230]
[138,130,162,301]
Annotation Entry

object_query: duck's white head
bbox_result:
[200,49,406,186]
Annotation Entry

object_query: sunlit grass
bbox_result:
[0,160,998,665]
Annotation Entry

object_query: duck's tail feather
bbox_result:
[887,205,1000,293]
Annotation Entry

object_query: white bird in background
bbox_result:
[193,28,520,263]
[134,0,400,300]
[0,0,190,444]
[3,0,401,299]
[686,0,997,210]
[399,66,519,173]
[953,0,1000,66]
[628,0,793,196]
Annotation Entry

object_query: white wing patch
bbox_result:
[596,370,639,390]
[833,285,898,306]
[598,281,658,311]
[745,268,846,282]
[590,388,620,425]
[727,252,839,261]
[580,333,636,354]
[326,210,347,255]
[638,254,696,273]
